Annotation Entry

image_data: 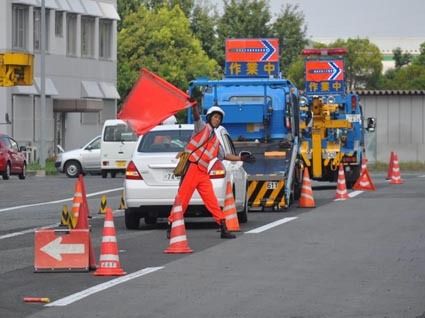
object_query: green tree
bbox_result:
[118,5,217,105]
[392,47,412,69]
[117,0,142,31]
[412,42,425,66]
[286,56,305,88]
[216,0,272,67]
[271,4,308,75]
[330,38,382,89]
[141,0,194,16]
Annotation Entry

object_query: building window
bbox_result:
[12,5,28,50]
[33,8,49,51]
[99,19,112,59]
[81,16,95,57]
[55,11,63,37]
[66,13,77,56]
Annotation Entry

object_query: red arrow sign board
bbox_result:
[226,38,279,62]
[305,60,344,81]
[34,229,89,272]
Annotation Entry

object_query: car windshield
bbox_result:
[138,129,192,153]
[104,124,137,142]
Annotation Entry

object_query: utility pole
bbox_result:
[39,0,46,169]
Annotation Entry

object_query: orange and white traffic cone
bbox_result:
[164,195,193,254]
[94,208,126,276]
[70,178,83,228]
[223,181,240,232]
[389,152,404,184]
[335,164,349,200]
[360,157,368,175]
[386,151,394,180]
[298,168,315,208]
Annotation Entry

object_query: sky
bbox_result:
[268,0,425,39]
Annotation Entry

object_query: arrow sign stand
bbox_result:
[34,229,90,272]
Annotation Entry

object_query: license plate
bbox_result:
[115,160,127,168]
[163,172,180,181]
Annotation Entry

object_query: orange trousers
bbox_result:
[169,163,225,224]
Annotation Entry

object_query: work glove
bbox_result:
[240,151,256,164]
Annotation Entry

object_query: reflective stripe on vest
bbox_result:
[186,125,219,172]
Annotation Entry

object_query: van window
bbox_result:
[138,130,192,153]
[104,124,137,142]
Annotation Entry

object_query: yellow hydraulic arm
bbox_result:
[0,52,33,87]
[301,97,352,178]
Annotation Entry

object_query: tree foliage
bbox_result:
[392,47,412,69]
[271,4,308,74]
[118,5,217,104]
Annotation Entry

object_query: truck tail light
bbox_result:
[125,161,143,180]
[209,160,226,179]
[351,95,357,111]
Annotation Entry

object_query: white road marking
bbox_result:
[245,217,298,234]
[45,267,164,307]
[0,224,58,240]
[418,175,425,178]
[348,190,363,198]
[0,187,123,213]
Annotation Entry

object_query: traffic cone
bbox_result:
[70,178,83,228]
[59,205,69,227]
[79,175,91,218]
[223,181,240,232]
[164,195,193,254]
[389,152,404,184]
[118,191,126,210]
[298,168,316,208]
[94,208,126,276]
[335,164,349,200]
[76,199,97,270]
[360,157,368,175]
[386,151,394,180]
[353,169,376,191]
[98,195,107,214]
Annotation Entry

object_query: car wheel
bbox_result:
[237,201,248,223]
[125,208,141,229]
[18,164,26,180]
[64,160,82,178]
[144,215,158,225]
[2,163,11,180]
[101,170,108,178]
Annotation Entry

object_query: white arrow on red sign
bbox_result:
[40,236,85,261]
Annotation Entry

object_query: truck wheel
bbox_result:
[111,171,116,178]
[64,160,82,178]
[346,166,361,189]
[101,170,108,178]
[125,208,140,229]
[2,163,11,180]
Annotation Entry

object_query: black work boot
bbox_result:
[220,220,236,239]
[166,222,172,239]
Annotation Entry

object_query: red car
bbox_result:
[0,133,27,180]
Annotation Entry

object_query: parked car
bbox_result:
[0,133,26,180]
[55,135,101,178]
[124,124,248,229]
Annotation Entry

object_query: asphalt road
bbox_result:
[1,172,425,318]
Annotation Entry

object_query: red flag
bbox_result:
[118,68,195,135]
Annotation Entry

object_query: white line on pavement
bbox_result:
[349,190,363,198]
[45,267,164,307]
[245,217,298,234]
[0,187,123,214]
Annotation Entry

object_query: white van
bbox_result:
[100,119,138,178]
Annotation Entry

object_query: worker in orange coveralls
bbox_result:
[167,103,255,239]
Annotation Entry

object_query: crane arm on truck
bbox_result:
[0,52,33,87]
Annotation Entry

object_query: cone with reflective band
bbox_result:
[60,205,70,227]
[389,152,404,184]
[353,168,376,191]
[70,178,83,228]
[164,195,193,254]
[223,181,240,232]
[360,157,368,175]
[299,168,315,208]
[98,195,107,214]
[335,164,349,200]
[94,208,126,276]
[386,151,395,180]
[79,175,91,218]
[76,199,97,270]
[118,191,126,210]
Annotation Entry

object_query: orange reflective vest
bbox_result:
[186,124,219,172]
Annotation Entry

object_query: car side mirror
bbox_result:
[366,117,376,132]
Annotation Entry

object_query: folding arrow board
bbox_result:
[34,229,90,272]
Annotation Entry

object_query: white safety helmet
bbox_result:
[162,115,177,125]
[206,106,225,122]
